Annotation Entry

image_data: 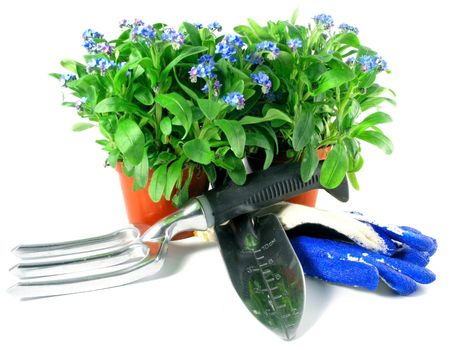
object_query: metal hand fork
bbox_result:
[9,161,348,299]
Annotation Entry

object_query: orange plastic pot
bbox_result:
[287,147,331,207]
[116,163,208,239]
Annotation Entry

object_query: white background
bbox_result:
[0,0,465,349]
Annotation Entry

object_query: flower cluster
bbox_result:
[357,55,388,72]
[131,24,156,42]
[208,21,222,32]
[82,29,107,53]
[256,41,280,60]
[223,92,245,110]
[339,23,359,35]
[313,14,334,29]
[215,34,247,62]
[193,22,203,29]
[251,72,272,94]
[189,54,216,83]
[287,38,302,52]
[161,28,185,50]
[87,57,116,74]
[59,73,76,87]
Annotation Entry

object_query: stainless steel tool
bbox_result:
[9,161,348,337]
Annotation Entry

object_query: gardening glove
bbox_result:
[258,203,437,295]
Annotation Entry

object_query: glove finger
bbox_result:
[291,236,379,291]
[359,219,437,254]
[373,261,418,295]
[399,226,438,255]
[367,254,436,285]
[393,245,431,267]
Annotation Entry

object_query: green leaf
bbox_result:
[334,32,360,48]
[183,22,202,46]
[133,150,149,191]
[173,70,200,101]
[224,151,246,185]
[291,8,300,24]
[347,172,360,190]
[203,164,217,184]
[292,106,314,151]
[239,108,292,125]
[148,164,167,202]
[234,25,260,41]
[214,120,246,158]
[300,144,319,182]
[95,97,149,118]
[320,143,349,189]
[115,119,145,166]
[161,46,208,80]
[155,93,193,138]
[359,70,377,89]
[165,157,185,200]
[197,99,222,120]
[351,112,392,135]
[60,59,86,75]
[247,18,273,40]
[155,151,176,165]
[160,117,172,135]
[134,85,154,106]
[171,167,192,208]
[183,139,213,165]
[356,130,393,154]
[72,122,95,132]
[360,97,396,111]
[107,149,120,168]
[313,59,355,95]
[272,51,294,79]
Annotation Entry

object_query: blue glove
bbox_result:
[257,203,437,295]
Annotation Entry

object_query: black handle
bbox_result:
[198,161,349,226]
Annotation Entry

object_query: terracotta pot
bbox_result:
[116,163,208,239]
[287,147,330,207]
[247,147,331,208]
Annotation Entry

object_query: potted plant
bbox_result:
[54,11,394,229]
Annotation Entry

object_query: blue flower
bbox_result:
[346,56,356,65]
[82,29,103,40]
[287,38,302,52]
[225,34,247,50]
[119,19,131,28]
[87,58,115,74]
[133,19,145,26]
[313,14,334,29]
[75,97,87,111]
[193,22,203,29]
[59,73,77,87]
[256,41,280,60]
[201,80,222,96]
[246,54,264,65]
[358,55,378,71]
[83,39,96,52]
[223,92,245,110]
[376,56,388,72]
[207,21,222,32]
[96,42,113,55]
[339,23,359,35]
[189,54,216,83]
[161,28,185,50]
[251,72,272,94]
[198,54,214,65]
[215,41,237,62]
[213,80,222,96]
[131,25,156,42]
